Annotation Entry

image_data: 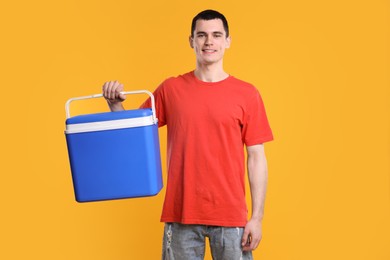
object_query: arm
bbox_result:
[102,80,126,111]
[242,143,268,251]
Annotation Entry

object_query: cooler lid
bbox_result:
[65,109,155,134]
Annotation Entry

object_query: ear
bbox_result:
[225,36,232,49]
[189,36,194,48]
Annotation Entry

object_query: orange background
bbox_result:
[1,0,389,259]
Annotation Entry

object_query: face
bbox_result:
[189,19,231,66]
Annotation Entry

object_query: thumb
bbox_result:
[241,228,250,246]
[119,93,126,101]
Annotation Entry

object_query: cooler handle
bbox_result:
[65,90,157,124]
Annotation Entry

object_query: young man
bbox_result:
[102,10,273,260]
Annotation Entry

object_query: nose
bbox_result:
[205,35,213,46]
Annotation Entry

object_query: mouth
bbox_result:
[202,49,217,54]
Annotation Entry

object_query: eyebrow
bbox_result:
[196,31,224,35]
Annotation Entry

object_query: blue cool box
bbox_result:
[65,107,163,202]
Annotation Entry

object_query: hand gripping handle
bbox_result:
[65,90,157,124]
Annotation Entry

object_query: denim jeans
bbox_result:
[162,223,253,260]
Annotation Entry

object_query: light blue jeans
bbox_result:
[162,223,253,260]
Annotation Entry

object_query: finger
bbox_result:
[241,230,250,247]
[118,82,124,92]
[250,235,262,251]
[118,83,126,100]
[250,238,260,251]
[102,82,109,98]
[113,80,121,96]
[105,81,112,99]
[118,93,126,101]
[113,82,124,100]
[109,81,116,100]
[105,81,114,99]
[112,80,121,99]
[242,245,251,252]
[242,239,252,252]
[108,81,115,99]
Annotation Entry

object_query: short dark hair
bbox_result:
[191,10,229,38]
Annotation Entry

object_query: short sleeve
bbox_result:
[241,89,274,146]
[140,81,167,127]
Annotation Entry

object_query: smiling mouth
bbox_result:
[202,49,216,53]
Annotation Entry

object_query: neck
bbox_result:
[194,62,229,82]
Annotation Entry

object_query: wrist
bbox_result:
[250,214,264,222]
[107,100,124,112]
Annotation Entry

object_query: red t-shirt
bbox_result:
[141,71,273,227]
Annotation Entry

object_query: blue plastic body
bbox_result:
[65,109,163,202]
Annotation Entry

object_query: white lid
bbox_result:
[65,115,155,134]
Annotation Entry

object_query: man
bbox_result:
[102,9,273,260]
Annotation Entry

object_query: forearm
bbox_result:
[247,144,268,222]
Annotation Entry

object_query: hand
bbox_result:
[102,80,126,105]
[241,218,262,252]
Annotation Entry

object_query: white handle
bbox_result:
[65,90,157,124]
